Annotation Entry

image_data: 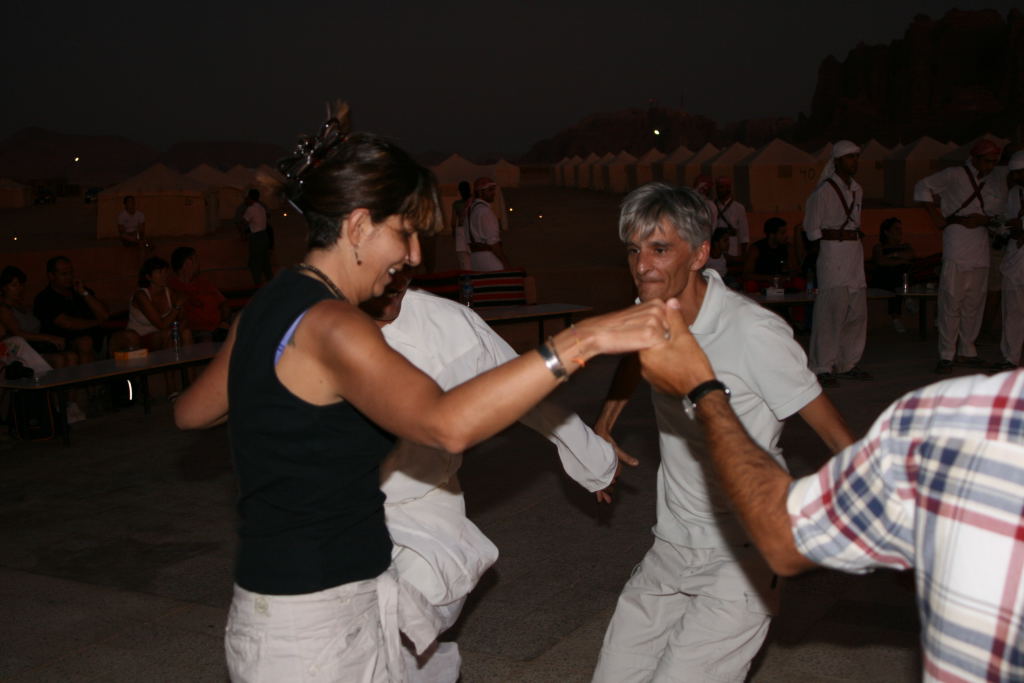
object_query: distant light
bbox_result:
[508,207,514,212]
[73,156,80,162]
[12,236,17,241]
[653,129,661,136]
[537,214,543,219]
[282,212,288,217]
[127,379,133,401]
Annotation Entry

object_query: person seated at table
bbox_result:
[871,217,916,333]
[33,256,112,364]
[126,257,193,351]
[742,218,803,292]
[0,266,77,368]
[704,228,742,289]
[168,247,232,342]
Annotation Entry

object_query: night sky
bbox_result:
[3,1,1018,158]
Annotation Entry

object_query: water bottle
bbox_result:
[170,321,182,354]
[459,275,474,307]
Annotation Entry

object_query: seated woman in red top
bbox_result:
[168,247,232,342]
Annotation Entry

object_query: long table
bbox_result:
[478,303,593,343]
[1,342,221,445]
[750,287,939,339]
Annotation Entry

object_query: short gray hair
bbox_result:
[618,183,712,249]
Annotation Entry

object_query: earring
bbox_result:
[355,246,362,266]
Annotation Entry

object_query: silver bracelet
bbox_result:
[537,337,568,383]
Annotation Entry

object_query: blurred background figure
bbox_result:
[871,217,915,333]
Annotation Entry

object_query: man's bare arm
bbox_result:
[639,299,815,576]
[696,392,815,576]
[798,393,854,454]
[593,352,642,466]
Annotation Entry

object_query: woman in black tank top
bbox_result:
[173,103,673,681]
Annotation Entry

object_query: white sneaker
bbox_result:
[892,319,906,333]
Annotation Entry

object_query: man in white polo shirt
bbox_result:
[592,183,852,683]
[914,139,1005,373]
[117,195,149,248]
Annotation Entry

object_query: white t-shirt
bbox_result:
[467,199,503,271]
[804,175,866,290]
[117,209,145,236]
[716,199,749,257]
[704,254,728,277]
[379,288,615,638]
[243,202,267,233]
[652,270,821,549]
[914,162,1006,268]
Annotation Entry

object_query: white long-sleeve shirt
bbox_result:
[379,288,615,649]
[804,175,866,290]
[913,161,1006,268]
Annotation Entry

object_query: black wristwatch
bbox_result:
[684,380,731,418]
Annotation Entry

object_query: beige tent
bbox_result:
[187,164,245,221]
[703,143,754,187]
[253,164,286,210]
[493,159,521,188]
[938,133,1012,169]
[97,163,217,238]
[591,152,616,191]
[631,148,667,187]
[606,150,639,193]
[553,157,570,186]
[432,154,488,186]
[661,145,693,186]
[680,143,719,188]
[0,178,32,209]
[564,155,583,187]
[226,165,256,189]
[858,139,890,202]
[576,152,601,189]
[884,137,956,207]
[735,139,818,212]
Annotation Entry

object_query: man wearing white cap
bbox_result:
[992,151,1024,370]
[803,141,870,386]
[466,177,508,271]
[914,140,1004,373]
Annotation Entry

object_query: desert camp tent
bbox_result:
[858,139,890,202]
[606,151,638,193]
[0,178,32,208]
[97,163,217,238]
[884,137,956,207]
[493,159,521,188]
[680,143,719,188]
[431,154,488,187]
[553,157,570,186]
[253,164,286,210]
[575,152,601,189]
[661,145,693,185]
[187,164,245,221]
[937,133,1012,169]
[631,148,667,187]
[226,165,256,189]
[564,155,583,187]
[591,152,616,191]
[703,143,754,187]
[734,139,818,212]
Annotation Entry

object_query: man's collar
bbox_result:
[688,270,718,335]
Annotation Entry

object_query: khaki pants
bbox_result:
[225,570,402,682]
[593,538,777,683]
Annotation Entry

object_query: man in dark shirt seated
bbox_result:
[742,217,804,292]
[33,256,110,363]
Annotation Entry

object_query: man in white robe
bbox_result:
[993,151,1024,370]
[914,139,1005,373]
[715,176,749,258]
[362,272,620,682]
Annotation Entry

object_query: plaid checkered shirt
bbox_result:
[787,371,1024,682]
